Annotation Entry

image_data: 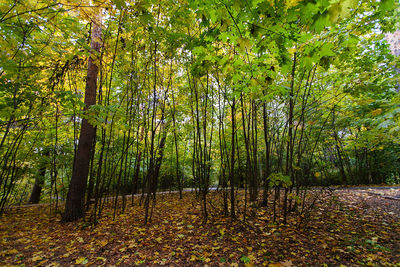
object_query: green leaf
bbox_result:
[319,43,335,57]
[312,14,330,32]
[114,0,126,9]
[237,37,251,51]
[240,255,251,264]
[379,0,395,12]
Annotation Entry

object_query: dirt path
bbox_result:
[334,187,400,219]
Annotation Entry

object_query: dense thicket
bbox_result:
[0,0,399,222]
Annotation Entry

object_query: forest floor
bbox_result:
[0,187,399,266]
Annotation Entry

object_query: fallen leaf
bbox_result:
[75,257,89,265]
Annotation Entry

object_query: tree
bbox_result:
[62,11,102,222]
[0,0,398,224]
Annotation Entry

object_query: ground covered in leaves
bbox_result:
[0,187,399,266]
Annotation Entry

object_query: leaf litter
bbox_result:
[0,188,398,266]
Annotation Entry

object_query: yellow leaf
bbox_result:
[75,257,89,265]
[219,229,225,236]
[286,0,301,8]
[371,108,382,116]
[62,252,72,258]
[99,240,108,247]
[32,255,42,262]
[237,37,251,50]
[367,254,377,261]
[77,237,84,243]
[4,249,18,255]
[288,48,297,55]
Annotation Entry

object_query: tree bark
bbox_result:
[229,98,236,218]
[29,150,50,204]
[29,167,46,204]
[62,13,101,222]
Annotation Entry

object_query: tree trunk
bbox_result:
[171,87,182,199]
[29,150,50,204]
[262,101,270,207]
[29,167,46,204]
[229,98,236,218]
[62,13,101,222]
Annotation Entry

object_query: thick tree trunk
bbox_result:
[62,14,101,222]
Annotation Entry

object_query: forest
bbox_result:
[0,0,399,266]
